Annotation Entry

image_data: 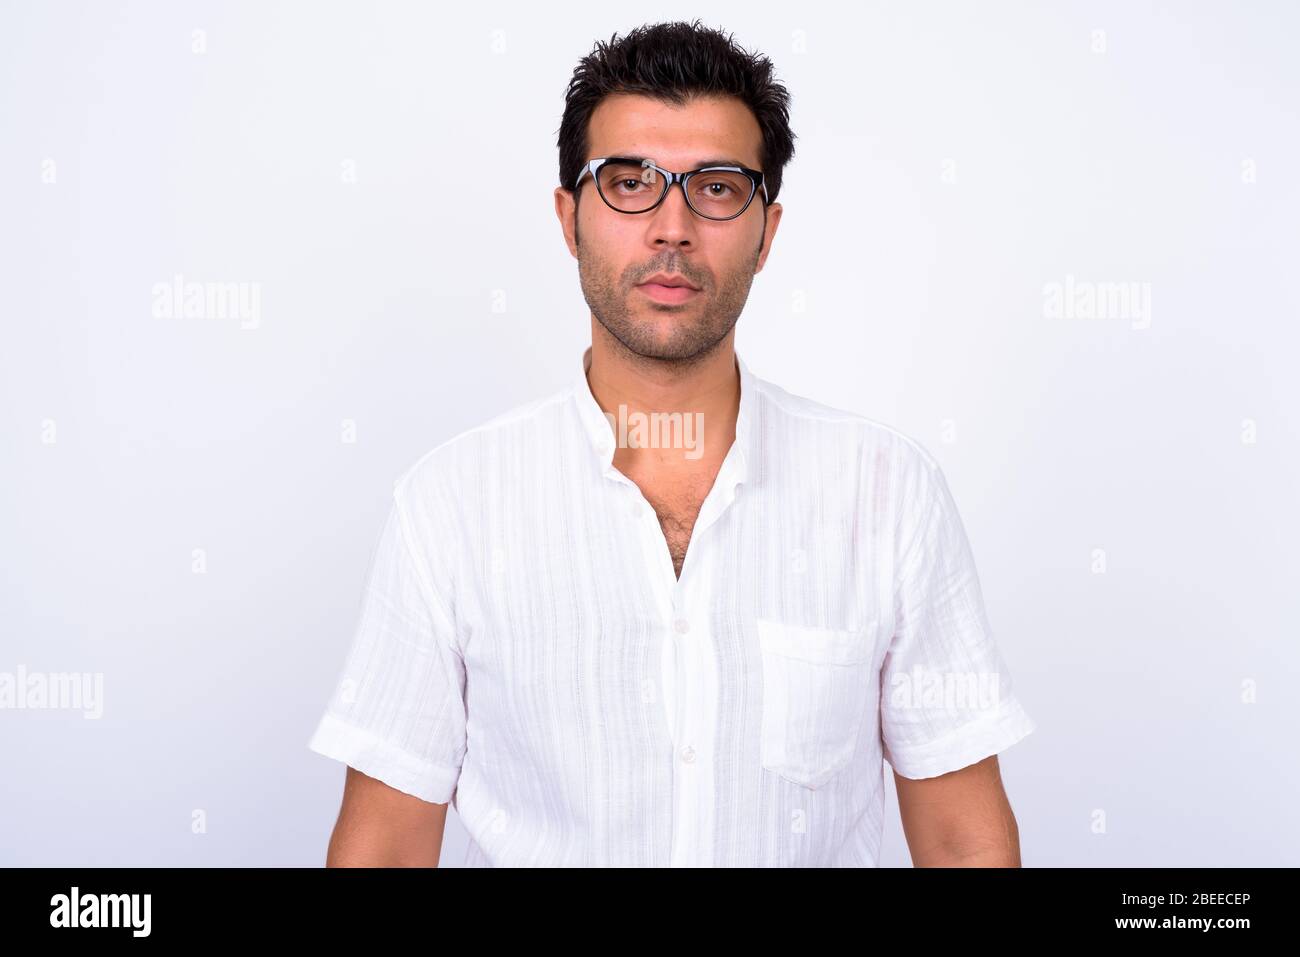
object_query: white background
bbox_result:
[2,1,1297,866]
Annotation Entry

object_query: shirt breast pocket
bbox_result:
[757,618,873,790]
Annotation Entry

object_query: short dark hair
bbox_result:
[557,20,797,210]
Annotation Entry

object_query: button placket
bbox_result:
[668,617,695,866]
[667,572,717,866]
[617,470,724,868]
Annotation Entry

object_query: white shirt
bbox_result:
[308,347,1036,866]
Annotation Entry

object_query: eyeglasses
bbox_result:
[573,156,768,222]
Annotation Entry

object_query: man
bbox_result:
[308,20,1035,867]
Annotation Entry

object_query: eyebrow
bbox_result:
[616,155,751,170]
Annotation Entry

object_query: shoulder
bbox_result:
[751,371,943,481]
[391,380,576,506]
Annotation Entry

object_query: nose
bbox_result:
[646,177,696,247]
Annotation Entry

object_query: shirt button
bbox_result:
[680,745,696,764]
[673,618,690,635]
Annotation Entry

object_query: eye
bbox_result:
[694,179,740,200]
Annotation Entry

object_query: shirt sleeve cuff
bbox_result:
[307,712,461,805]
[884,694,1036,780]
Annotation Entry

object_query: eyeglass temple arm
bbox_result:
[573,159,601,191]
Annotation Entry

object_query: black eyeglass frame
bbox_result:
[572,156,769,222]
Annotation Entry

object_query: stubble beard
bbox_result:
[576,239,763,370]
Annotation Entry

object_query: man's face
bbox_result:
[555,93,783,364]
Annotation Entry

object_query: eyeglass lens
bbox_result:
[595,162,754,219]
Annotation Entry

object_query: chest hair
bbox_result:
[642,471,716,578]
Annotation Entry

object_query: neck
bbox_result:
[585,319,739,471]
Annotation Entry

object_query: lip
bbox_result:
[640,272,700,290]
[637,282,700,304]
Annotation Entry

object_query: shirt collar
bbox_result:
[572,345,757,488]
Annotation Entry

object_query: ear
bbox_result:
[555,186,579,258]
[754,201,783,274]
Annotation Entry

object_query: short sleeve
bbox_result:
[880,449,1036,779]
[307,481,467,804]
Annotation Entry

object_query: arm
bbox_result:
[325,765,449,867]
[894,754,1022,867]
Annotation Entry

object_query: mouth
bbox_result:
[636,277,701,304]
